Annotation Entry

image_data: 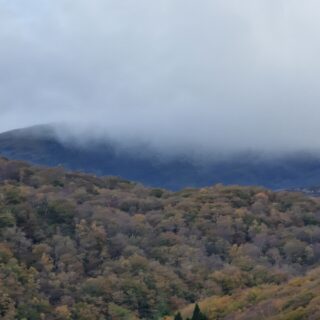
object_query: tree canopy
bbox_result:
[1,157,320,319]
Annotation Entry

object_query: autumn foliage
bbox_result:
[1,157,320,319]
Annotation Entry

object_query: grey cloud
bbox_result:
[1,0,320,156]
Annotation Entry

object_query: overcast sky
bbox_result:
[1,0,320,154]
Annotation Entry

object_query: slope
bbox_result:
[2,157,320,318]
[172,267,320,320]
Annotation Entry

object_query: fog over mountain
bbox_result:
[1,1,320,156]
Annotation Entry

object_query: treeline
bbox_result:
[2,157,320,319]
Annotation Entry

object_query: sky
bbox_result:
[1,0,320,155]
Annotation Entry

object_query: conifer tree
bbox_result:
[191,304,200,320]
[174,312,183,320]
[191,304,207,320]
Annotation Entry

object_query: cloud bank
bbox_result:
[1,0,320,155]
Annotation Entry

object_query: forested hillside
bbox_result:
[2,157,320,319]
[171,268,320,320]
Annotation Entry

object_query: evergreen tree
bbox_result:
[191,304,200,320]
[191,304,207,320]
[174,312,183,320]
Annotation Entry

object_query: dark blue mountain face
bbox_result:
[1,125,320,190]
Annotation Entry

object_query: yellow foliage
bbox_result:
[55,305,72,319]
[0,243,13,262]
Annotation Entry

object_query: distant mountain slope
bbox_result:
[1,125,320,190]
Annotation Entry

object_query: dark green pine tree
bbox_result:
[174,312,183,320]
[191,304,207,320]
[191,304,201,320]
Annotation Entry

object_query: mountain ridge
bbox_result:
[1,125,320,190]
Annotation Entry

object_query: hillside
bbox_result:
[2,125,320,190]
[2,157,320,318]
[169,267,320,320]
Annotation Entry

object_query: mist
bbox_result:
[1,0,320,156]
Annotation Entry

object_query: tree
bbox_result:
[174,312,183,320]
[0,211,15,229]
[191,304,207,320]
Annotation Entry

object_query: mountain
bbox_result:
[1,125,320,190]
[2,157,320,319]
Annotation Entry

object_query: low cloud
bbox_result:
[1,0,320,155]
